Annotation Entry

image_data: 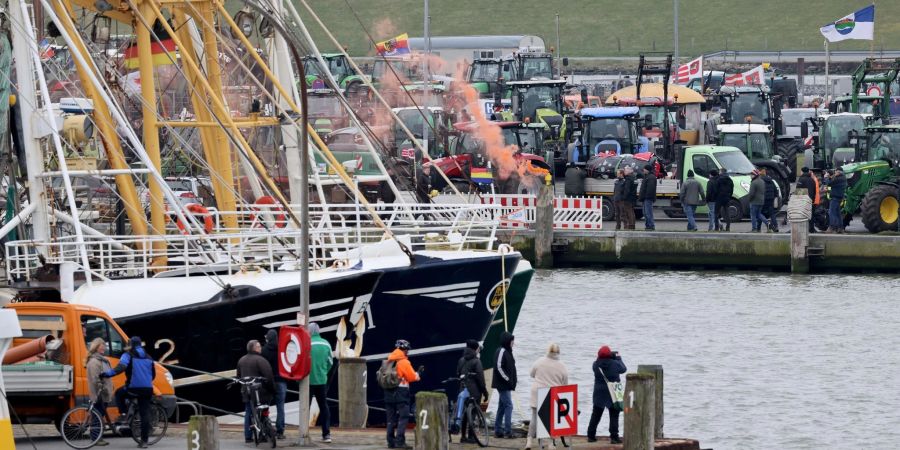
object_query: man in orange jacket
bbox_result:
[384,339,422,449]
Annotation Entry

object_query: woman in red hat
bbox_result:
[586,346,627,444]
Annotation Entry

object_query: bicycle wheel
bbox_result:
[261,415,277,448]
[60,406,103,449]
[129,403,168,445]
[466,403,490,448]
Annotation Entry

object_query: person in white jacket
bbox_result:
[526,343,569,450]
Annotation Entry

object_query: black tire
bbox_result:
[726,199,743,223]
[663,208,684,218]
[466,402,490,448]
[262,415,277,448]
[860,184,900,232]
[443,181,471,194]
[776,140,802,182]
[60,406,103,449]
[600,197,614,221]
[812,205,829,231]
[129,403,168,445]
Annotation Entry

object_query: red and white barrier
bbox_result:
[480,195,604,230]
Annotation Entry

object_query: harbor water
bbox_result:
[507,268,900,450]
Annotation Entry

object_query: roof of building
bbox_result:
[407,35,544,50]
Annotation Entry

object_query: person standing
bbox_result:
[748,169,766,232]
[638,164,657,230]
[261,330,286,439]
[309,323,333,443]
[715,168,734,231]
[526,343,568,450]
[586,346,627,444]
[564,163,586,196]
[825,168,847,233]
[761,168,780,232]
[679,170,705,231]
[86,338,113,446]
[706,169,720,231]
[623,166,638,229]
[383,339,421,449]
[492,332,516,439]
[613,169,626,230]
[796,167,819,233]
[453,340,487,442]
[101,337,156,448]
[236,340,275,444]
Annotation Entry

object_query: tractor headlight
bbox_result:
[740,181,751,191]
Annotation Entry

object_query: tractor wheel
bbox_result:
[860,184,900,232]
[776,140,803,182]
[600,197,615,221]
[812,205,829,231]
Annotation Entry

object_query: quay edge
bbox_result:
[502,231,900,273]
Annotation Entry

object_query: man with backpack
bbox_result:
[378,339,422,449]
[101,336,156,448]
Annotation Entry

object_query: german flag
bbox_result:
[123,39,177,69]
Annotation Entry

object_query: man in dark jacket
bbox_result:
[102,337,155,448]
[237,340,275,444]
[587,346,627,444]
[796,167,818,232]
[452,340,487,441]
[760,168,780,232]
[706,169,720,231]
[638,164,657,230]
[748,169,766,232]
[612,169,626,230]
[564,164,586,196]
[491,332,516,438]
[715,168,734,231]
[825,168,847,233]
[622,166,637,229]
[261,330,287,439]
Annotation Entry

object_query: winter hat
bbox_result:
[308,322,320,336]
[466,339,480,350]
[265,329,278,342]
[687,169,695,178]
[598,346,612,358]
[130,336,142,347]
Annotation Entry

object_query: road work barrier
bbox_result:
[479,194,604,230]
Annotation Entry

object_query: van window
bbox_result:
[691,154,716,178]
[81,315,127,358]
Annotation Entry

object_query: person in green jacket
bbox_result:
[309,322,333,443]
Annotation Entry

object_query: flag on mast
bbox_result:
[724,65,766,86]
[375,33,411,57]
[820,4,875,42]
[674,56,703,84]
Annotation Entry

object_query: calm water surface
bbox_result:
[504,269,900,450]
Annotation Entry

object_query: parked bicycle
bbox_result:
[230,376,277,448]
[438,376,489,447]
[59,381,168,449]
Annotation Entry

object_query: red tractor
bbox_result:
[426,121,552,194]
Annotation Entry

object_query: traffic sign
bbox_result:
[536,384,578,438]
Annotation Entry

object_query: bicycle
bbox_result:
[230,376,277,448]
[438,377,489,447]
[59,381,168,448]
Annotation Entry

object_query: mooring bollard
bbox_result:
[788,188,811,274]
[624,373,655,450]
[637,365,664,439]
[535,173,554,269]
[338,357,368,428]
[414,392,449,450]
[187,415,219,450]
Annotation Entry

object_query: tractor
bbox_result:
[717,123,791,206]
[503,80,568,174]
[466,58,503,98]
[572,106,649,168]
[838,124,900,232]
[301,54,367,100]
[307,88,347,136]
[800,113,868,172]
[466,50,555,99]
[829,57,900,119]
[717,84,803,180]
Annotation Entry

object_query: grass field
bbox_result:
[297,0,900,58]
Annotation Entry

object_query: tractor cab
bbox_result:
[505,51,554,81]
[801,113,868,171]
[307,88,346,136]
[861,125,900,165]
[302,54,367,97]
[830,95,879,116]
[573,107,646,164]
[391,106,451,160]
[507,80,566,138]
[467,58,503,98]
[718,85,774,126]
[717,123,791,196]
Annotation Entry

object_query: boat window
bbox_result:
[81,314,127,358]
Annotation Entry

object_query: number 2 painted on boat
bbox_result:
[154,338,180,364]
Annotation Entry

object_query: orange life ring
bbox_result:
[173,203,214,234]
[251,195,287,228]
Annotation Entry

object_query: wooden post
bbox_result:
[790,188,810,274]
[637,365,664,439]
[624,373,655,450]
[187,415,219,450]
[414,392,448,450]
[534,173,554,269]
[338,357,368,428]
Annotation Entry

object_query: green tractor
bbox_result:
[717,123,791,205]
[800,113,868,171]
[503,80,567,173]
[301,54,368,99]
[466,51,555,99]
[829,57,900,119]
[840,125,900,232]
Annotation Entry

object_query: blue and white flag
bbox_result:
[820,4,875,42]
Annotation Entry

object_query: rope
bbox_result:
[786,192,813,223]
